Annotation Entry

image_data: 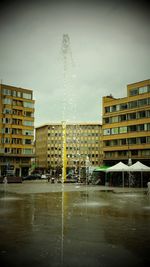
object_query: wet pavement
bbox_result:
[0,182,150,267]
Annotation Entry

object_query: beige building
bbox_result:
[35,122,102,176]
[0,83,35,177]
[102,79,150,166]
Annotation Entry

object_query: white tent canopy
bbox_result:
[128,161,150,172]
[106,162,129,187]
[106,162,129,172]
[105,161,150,187]
[128,161,150,187]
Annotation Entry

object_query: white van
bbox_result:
[41,174,47,179]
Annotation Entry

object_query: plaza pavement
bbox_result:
[0,180,147,194]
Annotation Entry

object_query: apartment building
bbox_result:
[35,122,102,175]
[0,83,35,177]
[102,79,150,166]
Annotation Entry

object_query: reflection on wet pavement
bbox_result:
[0,184,150,267]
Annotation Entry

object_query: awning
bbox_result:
[93,165,110,172]
[106,162,129,172]
[128,161,150,172]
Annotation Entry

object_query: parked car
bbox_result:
[22,174,41,180]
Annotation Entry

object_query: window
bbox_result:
[119,126,127,133]
[120,103,128,110]
[116,105,120,111]
[23,93,32,99]
[12,118,22,125]
[105,151,115,158]
[2,118,11,124]
[2,88,11,95]
[147,123,150,131]
[23,101,34,108]
[130,88,138,96]
[110,105,116,112]
[23,130,34,136]
[13,109,22,116]
[118,150,127,156]
[103,129,111,135]
[128,125,136,132]
[24,139,32,144]
[4,128,11,134]
[24,111,33,117]
[128,113,136,120]
[12,138,22,144]
[4,147,11,153]
[138,98,148,107]
[17,91,22,98]
[11,148,21,154]
[12,91,17,97]
[146,110,150,118]
[111,116,118,123]
[131,150,138,156]
[1,138,10,144]
[137,111,146,119]
[112,140,118,146]
[13,100,23,106]
[105,107,110,113]
[105,141,110,146]
[2,98,12,105]
[144,124,147,131]
[12,128,22,135]
[103,118,110,124]
[120,139,126,145]
[129,101,137,109]
[111,128,118,134]
[140,137,146,144]
[23,120,34,126]
[141,150,150,156]
[119,114,126,122]
[137,124,144,131]
[22,149,33,154]
[3,108,12,114]
[129,138,136,145]
[139,86,148,94]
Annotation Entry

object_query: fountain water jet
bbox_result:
[147,181,150,195]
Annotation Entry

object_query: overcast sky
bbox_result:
[0,0,150,127]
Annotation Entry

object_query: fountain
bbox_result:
[61,33,76,266]
[1,176,8,199]
[3,176,8,187]
[147,181,150,195]
[0,176,21,201]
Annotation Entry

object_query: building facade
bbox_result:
[0,83,35,177]
[102,79,150,166]
[35,122,102,176]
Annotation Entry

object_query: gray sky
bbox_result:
[0,0,150,127]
